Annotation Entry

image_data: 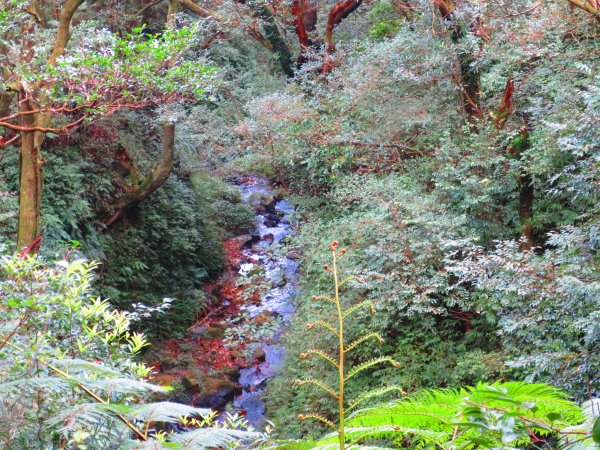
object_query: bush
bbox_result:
[0,253,263,449]
[99,177,224,338]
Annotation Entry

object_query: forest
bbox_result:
[0,0,599,448]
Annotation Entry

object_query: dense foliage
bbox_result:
[0,253,259,449]
[1,0,599,448]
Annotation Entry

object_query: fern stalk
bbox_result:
[297,241,401,449]
[333,247,345,450]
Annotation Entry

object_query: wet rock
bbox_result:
[221,366,240,382]
[260,194,275,209]
[213,321,228,330]
[229,234,253,247]
[286,250,302,260]
[181,370,201,394]
[194,379,235,409]
[207,327,225,338]
[264,217,277,227]
[238,367,268,388]
[151,373,177,387]
[252,311,272,326]
[252,348,266,363]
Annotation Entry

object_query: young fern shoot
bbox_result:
[296,241,403,449]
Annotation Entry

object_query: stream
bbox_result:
[230,176,299,428]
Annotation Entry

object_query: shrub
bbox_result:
[0,253,259,449]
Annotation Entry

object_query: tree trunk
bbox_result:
[435,0,482,121]
[292,0,318,66]
[325,0,363,54]
[0,92,12,119]
[566,0,600,18]
[17,99,42,249]
[256,6,294,76]
[519,172,534,251]
[103,124,176,228]
[510,124,534,251]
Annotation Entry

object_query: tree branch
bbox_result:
[566,0,600,18]
[177,0,211,17]
[102,124,176,229]
[0,115,86,133]
[47,0,85,66]
[325,0,363,54]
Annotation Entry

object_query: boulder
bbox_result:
[229,234,253,248]
[207,327,225,338]
[180,370,201,394]
[286,250,302,260]
[194,378,235,409]
[221,366,241,382]
[252,348,266,363]
[151,373,177,387]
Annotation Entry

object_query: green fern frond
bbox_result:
[45,402,132,437]
[118,441,176,449]
[306,320,339,336]
[347,386,405,412]
[0,376,74,396]
[130,402,212,424]
[343,300,376,319]
[86,377,168,398]
[317,425,448,448]
[295,378,339,399]
[338,275,364,288]
[298,413,338,430]
[345,332,384,353]
[168,427,261,448]
[50,358,123,377]
[346,357,399,380]
[469,381,581,422]
[300,349,339,368]
[312,294,336,304]
[341,382,584,449]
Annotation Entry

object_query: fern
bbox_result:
[560,399,600,449]
[130,402,211,424]
[84,377,168,398]
[46,402,132,436]
[302,381,586,448]
[168,427,261,448]
[0,255,258,450]
[296,241,402,449]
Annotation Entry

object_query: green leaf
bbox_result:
[592,416,600,444]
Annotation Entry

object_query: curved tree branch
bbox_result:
[47,0,85,66]
[566,0,600,18]
[102,124,176,229]
[325,0,362,54]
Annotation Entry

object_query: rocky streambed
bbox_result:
[151,176,299,428]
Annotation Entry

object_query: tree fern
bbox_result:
[129,402,211,424]
[168,428,261,448]
[306,381,586,449]
[296,241,402,449]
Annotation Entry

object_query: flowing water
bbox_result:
[232,176,299,428]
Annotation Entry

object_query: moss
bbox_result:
[190,171,254,237]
